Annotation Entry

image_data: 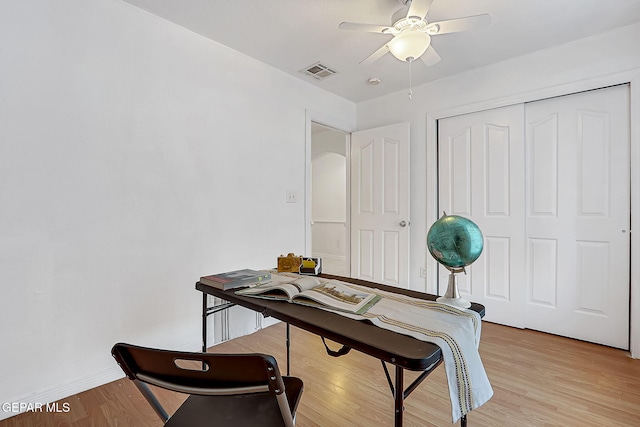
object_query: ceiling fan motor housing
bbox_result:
[392,7,411,25]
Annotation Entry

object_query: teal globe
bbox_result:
[427,214,484,271]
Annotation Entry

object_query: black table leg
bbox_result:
[394,365,404,427]
[286,323,291,375]
[202,292,208,353]
[200,294,236,354]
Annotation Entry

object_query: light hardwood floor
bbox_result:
[2,322,639,426]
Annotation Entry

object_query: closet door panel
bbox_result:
[438,104,526,327]
[524,85,630,349]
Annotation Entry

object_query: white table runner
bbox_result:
[326,282,493,423]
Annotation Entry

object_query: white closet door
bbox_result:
[524,85,630,349]
[438,104,527,327]
[437,85,630,349]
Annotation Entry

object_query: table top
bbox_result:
[196,273,485,371]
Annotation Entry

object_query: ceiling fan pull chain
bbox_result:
[408,57,413,100]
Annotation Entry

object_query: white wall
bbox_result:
[312,153,346,221]
[0,0,355,418]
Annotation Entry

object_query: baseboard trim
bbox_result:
[0,366,123,421]
[0,339,201,421]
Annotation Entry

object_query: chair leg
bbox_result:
[133,380,170,422]
[276,392,295,427]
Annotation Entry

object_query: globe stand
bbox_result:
[436,271,471,309]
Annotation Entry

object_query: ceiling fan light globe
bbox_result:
[388,31,431,61]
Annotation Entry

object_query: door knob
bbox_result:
[399,220,410,227]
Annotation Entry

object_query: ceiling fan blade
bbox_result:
[427,14,491,35]
[420,45,441,66]
[360,43,390,65]
[407,0,434,20]
[338,22,392,34]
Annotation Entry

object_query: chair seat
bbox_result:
[165,377,304,427]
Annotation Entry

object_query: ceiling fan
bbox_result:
[339,0,491,66]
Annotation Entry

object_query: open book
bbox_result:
[235,275,381,315]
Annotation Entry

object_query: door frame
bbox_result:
[305,109,354,276]
[426,69,640,357]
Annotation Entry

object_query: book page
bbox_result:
[236,274,380,314]
[293,281,381,314]
[236,282,299,300]
[290,276,322,291]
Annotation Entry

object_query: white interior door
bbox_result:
[351,123,410,287]
[524,85,630,349]
[438,104,527,327]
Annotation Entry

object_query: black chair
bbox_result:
[111,343,304,426]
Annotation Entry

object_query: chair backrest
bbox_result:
[111,343,298,426]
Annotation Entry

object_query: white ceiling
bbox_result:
[121,0,640,103]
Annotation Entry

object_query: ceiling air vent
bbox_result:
[300,62,338,81]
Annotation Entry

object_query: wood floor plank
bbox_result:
[2,322,639,426]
